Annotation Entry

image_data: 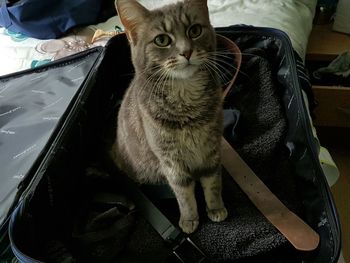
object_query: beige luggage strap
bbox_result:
[221,138,320,251]
[219,34,320,251]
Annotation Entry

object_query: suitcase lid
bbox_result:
[0,47,104,226]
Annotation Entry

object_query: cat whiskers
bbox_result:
[208,49,255,78]
[147,69,165,105]
[151,69,166,105]
[159,68,172,106]
[210,49,260,58]
[201,57,233,87]
[148,67,171,106]
[164,58,178,69]
[196,55,219,81]
[204,50,248,85]
[137,66,164,97]
[207,53,240,73]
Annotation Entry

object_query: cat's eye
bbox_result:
[154,34,172,47]
[188,24,202,39]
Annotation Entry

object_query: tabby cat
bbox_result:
[112,0,227,234]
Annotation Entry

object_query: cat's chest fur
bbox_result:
[166,76,208,106]
[147,75,222,172]
[137,71,222,177]
[172,125,217,169]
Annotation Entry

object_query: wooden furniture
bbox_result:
[306,23,350,127]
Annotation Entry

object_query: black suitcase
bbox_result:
[0,27,341,263]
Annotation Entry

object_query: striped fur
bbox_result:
[113,0,227,233]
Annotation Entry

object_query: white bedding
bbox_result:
[0,16,119,77]
[0,0,316,77]
[208,0,317,59]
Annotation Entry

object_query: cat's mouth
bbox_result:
[178,60,196,69]
[161,57,201,79]
[170,63,199,79]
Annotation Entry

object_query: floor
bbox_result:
[317,127,350,263]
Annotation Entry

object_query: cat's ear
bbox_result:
[115,0,149,44]
[192,0,208,4]
[188,0,210,20]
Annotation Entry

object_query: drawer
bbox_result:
[313,86,350,127]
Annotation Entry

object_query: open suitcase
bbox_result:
[0,27,341,263]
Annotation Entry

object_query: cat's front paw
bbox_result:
[207,207,228,222]
[179,217,199,234]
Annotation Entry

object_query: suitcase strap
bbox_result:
[220,34,320,251]
[120,175,207,263]
[221,138,320,251]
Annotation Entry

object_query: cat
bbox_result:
[112,0,227,234]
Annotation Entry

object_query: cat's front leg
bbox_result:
[167,178,199,234]
[200,173,228,222]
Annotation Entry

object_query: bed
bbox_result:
[0,0,317,77]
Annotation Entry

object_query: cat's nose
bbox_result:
[180,49,193,60]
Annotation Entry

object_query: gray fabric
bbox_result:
[192,50,300,262]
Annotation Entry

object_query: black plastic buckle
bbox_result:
[172,237,207,263]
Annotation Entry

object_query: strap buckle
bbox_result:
[172,237,207,263]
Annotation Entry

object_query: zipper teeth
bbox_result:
[272,28,341,260]
[0,47,103,80]
[284,38,341,261]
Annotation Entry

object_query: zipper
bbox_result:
[0,46,103,80]
[282,31,341,262]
